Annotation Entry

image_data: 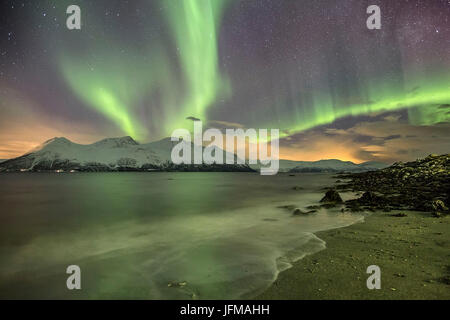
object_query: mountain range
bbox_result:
[284,159,387,173]
[0,136,387,173]
[0,136,251,172]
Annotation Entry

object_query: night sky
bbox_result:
[0,0,449,162]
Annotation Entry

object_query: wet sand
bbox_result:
[258,211,449,299]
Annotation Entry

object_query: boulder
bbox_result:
[431,199,448,212]
[431,199,448,217]
[320,189,343,203]
[359,191,385,204]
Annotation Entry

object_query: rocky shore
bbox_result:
[333,154,450,217]
[259,154,449,299]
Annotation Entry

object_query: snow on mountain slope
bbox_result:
[250,159,387,172]
[0,136,244,171]
[24,136,168,167]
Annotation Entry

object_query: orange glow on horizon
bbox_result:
[279,147,365,164]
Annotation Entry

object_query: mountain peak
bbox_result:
[26,137,74,153]
[43,137,72,145]
[93,136,139,147]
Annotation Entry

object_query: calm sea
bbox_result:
[0,172,363,299]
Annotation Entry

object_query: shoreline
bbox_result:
[256,210,449,300]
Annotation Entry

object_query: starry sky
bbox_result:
[0,0,449,162]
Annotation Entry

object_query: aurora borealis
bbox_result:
[0,0,449,162]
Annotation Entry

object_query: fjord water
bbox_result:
[0,173,363,299]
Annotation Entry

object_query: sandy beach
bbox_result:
[258,210,449,300]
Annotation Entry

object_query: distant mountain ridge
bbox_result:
[249,159,387,173]
[286,159,387,173]
[0,136,388,173]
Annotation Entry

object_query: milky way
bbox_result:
[0,0,449,161]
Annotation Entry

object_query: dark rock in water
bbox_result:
[360,191,378,203]
[292,208,304,215]
[278,206,316,215]
[292,208,310,215]
[306,205,321,210]
[347,203,363,212]
[320,189,343,203]
[344,191,391,212]
[321,203,338,209]
[292,186,304,190]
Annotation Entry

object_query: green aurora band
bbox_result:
[59,1,449,143]
[163,0,231,129]
[59,52,157,140]
[60,0,230,140]
[266,76,450,140]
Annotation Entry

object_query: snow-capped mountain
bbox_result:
[285,159,387,172]
[0,136,250,172]
[0,136,387,173]
[250,159,387,173]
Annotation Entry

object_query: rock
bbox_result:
[349,205,363,212]
[292,186,304,190]
[360,191,378,203]
[320,189,343,203]
[356,192,388,208]
[335,154,449,216]
[292,208,307,215]
[321,203,338,209]
[431,199,448,212]
[167,281,187,288]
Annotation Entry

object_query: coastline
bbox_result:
[257,210,449,300]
